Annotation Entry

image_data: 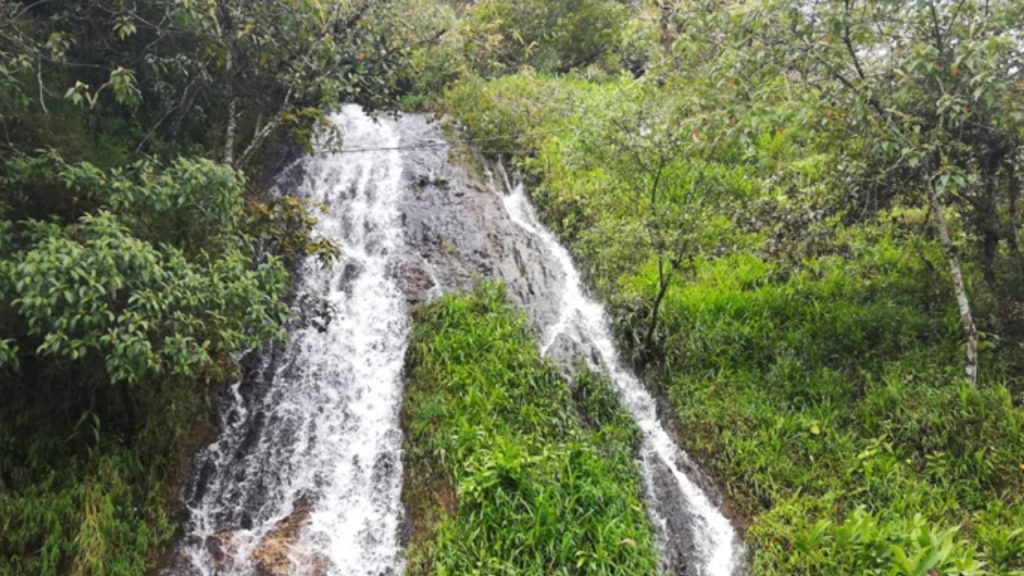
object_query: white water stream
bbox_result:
[499,173,742,576]
[178,105,409,576]
[176,106,740,576]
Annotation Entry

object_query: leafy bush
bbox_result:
[446,71,600,160]
[0,155,288,574]
[458,0,628,77]
[0,156,287,385]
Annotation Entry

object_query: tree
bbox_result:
[458,0,629,77]
[643,0,1024,384]
[774,0,1024,384]
[0,2,445,570]
[564,86,740,356]
[1,0,423,170]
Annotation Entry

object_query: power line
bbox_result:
[330,123,579,155]
[333,141,537,155]
[329,102,685,155]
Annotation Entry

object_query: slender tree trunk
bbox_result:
[170,85,198,138]
[645,256,671,352]
[237,88,293,169]
[224,98,237,166]
[36,56,48,117]
[223,51,237,166]
[237,115,277,169]
[642,158,669,353]
[928,178,979,386]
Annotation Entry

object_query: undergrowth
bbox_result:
[446,71,1024,575]
[401,283,660,576]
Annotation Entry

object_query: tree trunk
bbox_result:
[224,97,237,166]
[645,257,671,353]
[928,179,979,386]
[979,170,999,286]
[237,88,292,169]
[981,226,998,287]
[223,51,237,166]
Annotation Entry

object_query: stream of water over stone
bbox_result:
[398,114,743,576]
[172,105,409,576]
[171,107,742,576]
[497,165,742,576]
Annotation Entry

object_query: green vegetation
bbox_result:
[402,283,660,576]
[3,0,1024,573]
[0,153,288,574]
[0,1,444,573]
[433,0,1024,574]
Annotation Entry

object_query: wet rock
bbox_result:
[290,293,334,333]
[190,459,217,503]
[339,260,364,296]
[155,546,204,576]
[397,113,744,575]
[544,331,599,378]
[205,532,237,567]
[156,532,237,575]
[169,108,416,575]
[250,501,327,576]
[236,412,266,459]
[393,253,436,304]
[646,453,698,576]
[396,114,565,335]
[259,136,308,193]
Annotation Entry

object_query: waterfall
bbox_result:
[175,105,409,576]
[171,107,743,576]
[497,167,743,576]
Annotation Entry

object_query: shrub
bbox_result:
[0,154,288,573]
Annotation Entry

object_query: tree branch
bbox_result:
[237,88,293,169]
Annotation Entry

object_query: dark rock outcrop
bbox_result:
[395,114,565,335]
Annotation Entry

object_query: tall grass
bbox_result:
[445,72,1024,575]
[401,283,660,576]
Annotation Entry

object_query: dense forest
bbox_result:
[2,0,1024,575]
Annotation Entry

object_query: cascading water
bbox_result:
[174,105,409,576]
[171,108,742,576]
[497,168,743,576]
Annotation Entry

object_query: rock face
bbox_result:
[160,501,325,576]
[172,107,412,576]
[395,114,565,336]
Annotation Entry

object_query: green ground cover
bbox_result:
[401,283,661,576]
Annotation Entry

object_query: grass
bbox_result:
[401,282,660,576]
[445,72,1024,575]
[0,370,222,576]
[645,245,1024,575]
[583,205,1024,575]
